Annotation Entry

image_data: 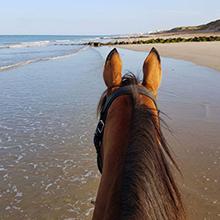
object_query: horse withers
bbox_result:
[92,48,185,220]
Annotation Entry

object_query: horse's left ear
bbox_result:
[142,47,162,97]
[103,48,122,88]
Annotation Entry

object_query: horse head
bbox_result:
[92,48,185,220]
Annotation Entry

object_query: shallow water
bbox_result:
[0,47,220,219]
[0,47,104,219]
[0,35,113,71]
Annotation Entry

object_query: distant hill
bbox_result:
[156,19,220,34]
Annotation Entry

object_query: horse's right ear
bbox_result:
[142,47,162,97]
[103,48,122,88]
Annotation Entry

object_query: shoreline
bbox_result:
[84,32,220,72]
[116,41,220,72]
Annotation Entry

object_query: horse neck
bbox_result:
[93,95,185,220]
[92,96,132,220]
[120,104,185,220]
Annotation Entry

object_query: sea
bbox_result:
[0,35,113,72]
[0,35,220,219]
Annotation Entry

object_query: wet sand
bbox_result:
[117,41,220,72]
[0,48,103,220]
[0,47,220,219]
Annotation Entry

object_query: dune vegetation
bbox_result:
[85,36,220,47]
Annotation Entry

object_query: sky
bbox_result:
[0,0,220,35]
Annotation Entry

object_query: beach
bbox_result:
[1,0,220,217]
[0,38,220,219]
[117,41,220,72]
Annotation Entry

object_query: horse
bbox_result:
[92,48,185,220]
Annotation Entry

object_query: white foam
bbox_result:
[84,170,93,178]
[0,167,7,171]
[0,41,51,49]
[85,207,94,216]
[0,46,88,72]
[17,155,23,161]
[5,206,11,210]
[12,185,18,193]
[15,192,23,197]
[45,183,52,191]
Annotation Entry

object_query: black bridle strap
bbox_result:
[102,86,157,116]
[94,86,157,173]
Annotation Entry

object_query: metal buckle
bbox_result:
[97,120,104,134]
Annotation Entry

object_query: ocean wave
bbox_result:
[0,46,88,72]
[53,40,79,46]
[53,38,102,45]
[0,37,103,49]
[0,40,51,49]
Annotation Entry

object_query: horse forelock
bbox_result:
[97,73,139,117]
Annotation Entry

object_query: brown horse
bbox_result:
[92,48,185,220]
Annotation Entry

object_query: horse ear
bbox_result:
[142,47,162,97]
[103,48,122,88]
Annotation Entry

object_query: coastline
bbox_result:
[117,41,220,72]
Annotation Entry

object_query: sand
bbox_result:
[117,41,220,72]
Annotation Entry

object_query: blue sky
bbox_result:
[1,0,219,35]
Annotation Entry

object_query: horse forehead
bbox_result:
[110,93,158,124]
[109,86,156,109]
[108,95,133,116]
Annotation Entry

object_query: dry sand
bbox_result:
[117,41,220,72]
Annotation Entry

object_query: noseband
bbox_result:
[94,85,157,173]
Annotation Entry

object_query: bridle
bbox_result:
[93,85,158,173]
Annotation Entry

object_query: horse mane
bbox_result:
[98,73,185,220]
